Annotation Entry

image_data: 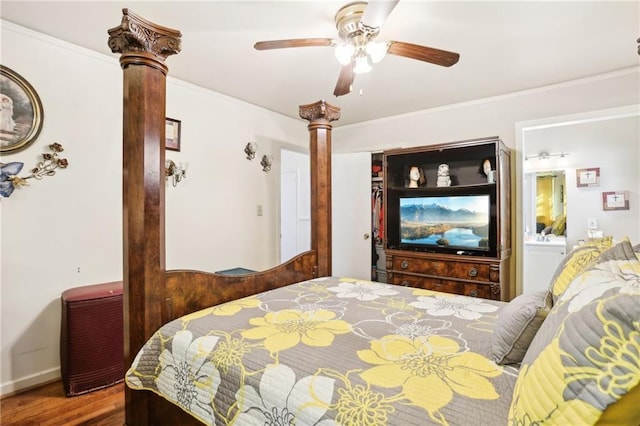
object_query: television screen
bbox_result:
[399,194,491,251]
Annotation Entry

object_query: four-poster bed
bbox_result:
[109,9,640,426]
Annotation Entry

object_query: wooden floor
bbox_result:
[1,380,124,426]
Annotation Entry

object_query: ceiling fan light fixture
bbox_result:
[353,55,372,74]
[366,41,387,63]
[335,43,355,65]
[254,1,460,97]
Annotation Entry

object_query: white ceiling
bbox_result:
[2,1,639,126]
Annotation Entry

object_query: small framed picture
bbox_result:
[576,167,600,187]
[602,191,629,211]
[165,117,181,151]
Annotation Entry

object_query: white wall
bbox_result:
[333,68,640,154]
[1,22,123,395]
[0,22,307,395]
[163,80,308,272]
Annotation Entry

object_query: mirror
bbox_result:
[524,170,566,238]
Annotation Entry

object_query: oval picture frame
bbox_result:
[0,65,44,153]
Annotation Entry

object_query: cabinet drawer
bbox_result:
[445,262,492,282]
[391,256,495,283]
[393,274,460,293]
[392,274,494,299]
[391,256,447,275]
[460,283,493,299]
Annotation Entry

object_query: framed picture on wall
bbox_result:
[602,191,629,211]
[0,65,44,153]
[576,167,600,187]
[165,117,181,151]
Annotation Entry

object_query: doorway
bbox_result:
[280,149,373,279]
[280,149,310,263]
[515,105,640,296]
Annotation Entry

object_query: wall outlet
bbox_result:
[587,217,598,229]
[257,205,263,216]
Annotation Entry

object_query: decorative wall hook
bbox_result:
[0,142,69,198]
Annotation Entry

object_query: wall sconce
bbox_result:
[165,159,188,187]
[260,155,273,172]
[245,142,258,160]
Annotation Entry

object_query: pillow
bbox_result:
[597,384,640,425]
[547,235,613,303]
[489,291,551,365]
[509,240,640,425]
[551,215,566,236]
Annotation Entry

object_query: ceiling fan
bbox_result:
[254,0,460,97]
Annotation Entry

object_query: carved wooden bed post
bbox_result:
[108,9,181,425]
[299,101,340,277]
[108,9,338,423]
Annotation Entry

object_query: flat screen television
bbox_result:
[399,194,492,254]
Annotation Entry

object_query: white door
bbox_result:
[280,150,310,263]
[332,152,372,279]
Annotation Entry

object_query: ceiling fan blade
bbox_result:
[254,38,334,50]
[387,41,460,67]
[333,63,355,97]
[361,0,400,29]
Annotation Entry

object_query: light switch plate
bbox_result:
[587,217,598,229]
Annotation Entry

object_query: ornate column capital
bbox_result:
[108,8,182,72]
[299,100,341,125]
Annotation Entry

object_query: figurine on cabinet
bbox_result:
[407,166,426,188]
[436,163,451,187]
[479,158,496,183]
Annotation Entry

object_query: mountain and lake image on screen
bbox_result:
[399,195,490,250]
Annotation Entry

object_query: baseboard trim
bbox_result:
[0,367,61,398]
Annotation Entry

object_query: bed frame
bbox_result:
[108,10,340,425]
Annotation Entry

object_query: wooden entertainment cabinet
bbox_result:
[383,137,511,301]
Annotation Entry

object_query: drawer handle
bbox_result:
[401,280,410,287]
[468,290,478,297]
[468,267,478,277]
[401,260,409,269]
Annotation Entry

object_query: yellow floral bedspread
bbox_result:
[126,277,520,425]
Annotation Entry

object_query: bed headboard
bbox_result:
[108,9,339,424]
